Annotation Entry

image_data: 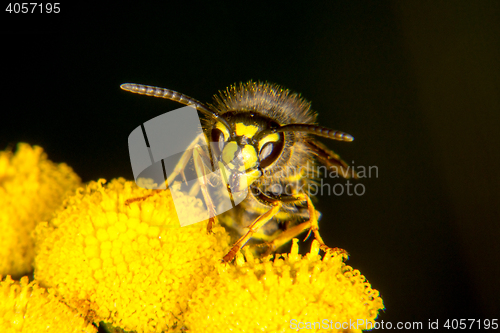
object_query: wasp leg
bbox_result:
[192,146,218,233]
[261,221,311,256]
[302,194,348,258]
[188,162,221,198]
[223,202,283,263]
[188,180,201,197]
[264,194,348,259]
[167,132,207,186]
[125,189,163,206]
[125,132,207,206]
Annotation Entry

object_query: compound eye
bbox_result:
[259,139,284,168]
[211,128,226,156]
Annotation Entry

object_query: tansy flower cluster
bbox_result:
[185,240,384,332]
[1,143,384,332]
[0,143,81,277]
[34,177,232,332]
[0,276,96,333]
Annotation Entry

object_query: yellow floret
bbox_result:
[184,240,384,333]
[0,143,81,277]
[34,178,231,333]
[0,275,96,333]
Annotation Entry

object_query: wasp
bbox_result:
[121,81,356,263]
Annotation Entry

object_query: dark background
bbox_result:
[2,1,499,329]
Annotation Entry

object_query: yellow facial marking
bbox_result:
[222,142,238,165]
[241,145,258,170]
[218,161,230,188]
[258,133,280,151]
[235,123,259,137]
[222,143,258,171]
[216,122,230,139]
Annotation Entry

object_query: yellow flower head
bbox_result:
[184,240,384,333]
[33,177,384,332]
[0,143,81,276]
[34,178,231,333]
[0,275,96,333]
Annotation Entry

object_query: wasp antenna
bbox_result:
[256,124,354,142]
[120,83,203,107]
[120,83,233,136]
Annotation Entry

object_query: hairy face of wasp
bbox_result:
[120,81,356,263]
